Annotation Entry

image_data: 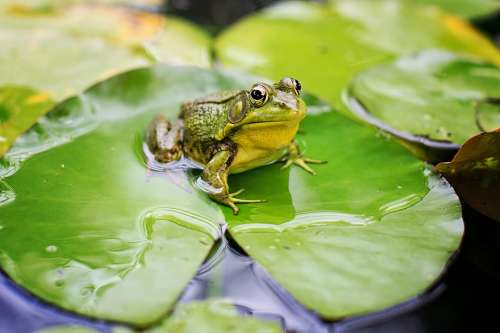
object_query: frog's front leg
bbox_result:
[281,140,326,175]
[201,144,264,215]
[147,114,183,163]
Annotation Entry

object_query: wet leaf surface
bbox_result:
[0,66,463,324]
[436,130,500,221]
[346,50,500,160]
[215,0,500,112]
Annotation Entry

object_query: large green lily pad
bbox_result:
[0,66,242,326]
[0,66,463,324]
[215,0,500,112]
[346,50,500,161]
[225,105,463,319]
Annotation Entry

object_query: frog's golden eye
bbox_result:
[250,85,268,106]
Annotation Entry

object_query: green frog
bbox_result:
[146,77,325,214]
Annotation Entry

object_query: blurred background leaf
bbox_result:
[215,0,500,154]
[346,50,500,161]
[0,1,210,158]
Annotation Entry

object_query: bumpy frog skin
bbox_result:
[146,77,326,214]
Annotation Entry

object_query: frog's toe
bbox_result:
[280,159,294,170]
[302,157,327,164]
[215,189,265,215]
[229,188,245,197]
[229,189,265,204]
[294,159,316,175]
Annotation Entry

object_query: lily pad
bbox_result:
[225,104,463,319]
[411,0,500,19]
[0,2,210,158]
[0,66,246,326]
[37,299,283,333]
[0,4,210,101]
[436,130,500,221]
[0,66,463,324]
[148,299,283,333]
[346,50,500,161]
[215,0,500,111]
[0,86,54,157]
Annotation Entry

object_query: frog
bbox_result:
[146,77,325,214]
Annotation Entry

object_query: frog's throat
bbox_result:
[217,120,299,141]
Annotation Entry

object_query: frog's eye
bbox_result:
[250,85,268,106]
[279,77,301,95]
[293,79,302,95]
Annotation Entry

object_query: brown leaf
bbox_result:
[436,129,500,221]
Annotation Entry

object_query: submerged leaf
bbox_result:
[436,130,500,221]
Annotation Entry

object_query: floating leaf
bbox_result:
[215,0,500,112]
[224,104,463,319]
[148,299,283,333]
[0,86,54,157]
[0,66,245,326]
[346,50,500,162]
[37,299,283,333]
[436,130,500,221]
[0,66,463,324]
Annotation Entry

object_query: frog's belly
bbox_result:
[229,122,298,174]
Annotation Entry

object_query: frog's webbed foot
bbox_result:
[217,189,265,215]
[281,141,327,175]
[202,147,265,215]
[146,114,184,163]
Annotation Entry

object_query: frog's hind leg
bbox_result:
[146,114,184,163]
[200,143,265,215]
